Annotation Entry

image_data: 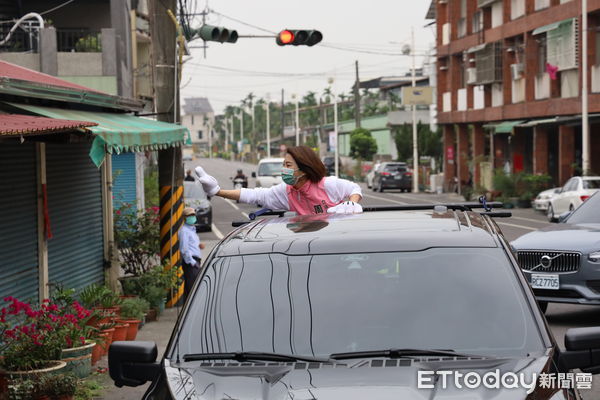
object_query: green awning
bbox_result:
[7,103,189,167]
[493,120,526,134]
[532,21,561,35]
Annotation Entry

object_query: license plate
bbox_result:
[394,175,402,180]
[531,274,559,290]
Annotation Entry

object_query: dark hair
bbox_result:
[286,146,326,183]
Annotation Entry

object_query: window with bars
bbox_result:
[472,10,483,33]
[547,19,578,70]
[475,42,503,84]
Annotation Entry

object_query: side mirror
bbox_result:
[558,211,573,223]
[109,341,160,387]
[252,172,256,178]
[559,328,600,374]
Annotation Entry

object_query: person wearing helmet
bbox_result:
[233,168,248,188]
[196,145,362,215]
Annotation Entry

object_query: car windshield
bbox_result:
[566,192,600,224]
[258,162,282,176]
[384,164,407,172]
[583,179,600,189]
[183,182,207,200]
[172,248,544,360]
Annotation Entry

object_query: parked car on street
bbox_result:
[366,162,381,188]
[532,187,561,212]
[183,181,212,232]
[252,157,284,187]
[547,176,600,221]
[110,204,600,399]
[372,162,412,192]
[512,191,600,313]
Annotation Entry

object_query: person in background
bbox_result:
[233,168,248,188]
[195,145,363,215]
[184,169,195,182]
[179,207,205,301]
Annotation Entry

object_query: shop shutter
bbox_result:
[111,153,137,209]
[46,142,104,292]
[0,143,39,302]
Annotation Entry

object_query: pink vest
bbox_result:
[286,178,338,215]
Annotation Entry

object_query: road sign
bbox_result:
[402,86,433,106]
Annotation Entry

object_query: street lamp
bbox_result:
[328,77,339,178]
[264,93,271,158]
[582,0,590,175]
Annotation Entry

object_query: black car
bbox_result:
[322,155,342,176]
[110,205,600,399]
[372,162,412,192]
[183,181,212,232]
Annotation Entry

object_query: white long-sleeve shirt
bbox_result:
[239,176,362,211]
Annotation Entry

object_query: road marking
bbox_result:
[363,193,408,205]
[510,216,549,224]
[223,198,249,218]
[497,221,537,231]
[211,223,224,240]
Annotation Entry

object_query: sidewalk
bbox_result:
[97,240,220,399]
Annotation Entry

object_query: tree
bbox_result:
[392,122,442,168]
[350,128,377,161]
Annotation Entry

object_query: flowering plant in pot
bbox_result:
[43,373,79,400]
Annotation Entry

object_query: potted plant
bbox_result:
[96,322,116,357]
[79,284,120,326]
[117,298,149,341]
[111,321,129,342]
[0,297,67,386]
[45,373,78,400]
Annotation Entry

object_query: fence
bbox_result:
[0,22,40,52]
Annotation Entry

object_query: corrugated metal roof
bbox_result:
[0,114,97,136]
[0,61,105,93]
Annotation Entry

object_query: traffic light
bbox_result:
[276,30,322,46]
[198,25,239,43]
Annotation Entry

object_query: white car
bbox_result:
[366,163,381,189]
[532,187,561,212]
[547,176,600,221]
[252,157,284,187]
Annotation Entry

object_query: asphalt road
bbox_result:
[190,157,600,397]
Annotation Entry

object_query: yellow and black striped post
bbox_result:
[160,185,185,307]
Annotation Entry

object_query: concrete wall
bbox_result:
[57,53,104,76]
[0,53,39,70]
[59,76,118,95]
[182,112,216,145]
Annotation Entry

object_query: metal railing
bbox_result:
[56,29,102,52]
[0,21,40,52]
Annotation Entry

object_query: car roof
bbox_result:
[214,210,500,257]
[258,158,284,163]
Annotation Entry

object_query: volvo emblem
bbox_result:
[540,255,553,269]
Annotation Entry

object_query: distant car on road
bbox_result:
[546,176,600,221]
[366,162,381,189]
[252,157,284,187]
[182,147,194,161]
[372,162,412,192]
[532,187,561,212]
[183,181,212,232]
[322,155,342,176]
[110,204,598,399]
[512,192,600,313]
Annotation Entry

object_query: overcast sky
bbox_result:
[181,1,435,114]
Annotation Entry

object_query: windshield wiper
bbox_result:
[330,348,492,360]
[183,351,334,363]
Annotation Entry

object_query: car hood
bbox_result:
[164,355,563,399]
[511,223,600,253]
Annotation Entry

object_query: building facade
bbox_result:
[181,97,216,153]
[435,0,600,191]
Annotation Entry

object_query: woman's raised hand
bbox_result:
[327,201,363,214]
[194,166,221,196]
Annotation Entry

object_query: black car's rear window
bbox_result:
[173,248,544,360]
[384,164,407,172]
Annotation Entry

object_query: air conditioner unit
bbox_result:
[511,63,524,80]
[466,67,477,84]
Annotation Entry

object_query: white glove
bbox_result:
[327,201,363,214]
[194,166,220,196]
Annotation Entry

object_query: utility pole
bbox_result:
[354,60,361,129]
[411,27,420,193]
[239,111,244,161]
[292,94,300,146]
[582,0,590,175]
[208,121,212,159]
[329,77,339,177]
[229,117,234,161]
[265,94,271,158]
[149,0,183,307]
[281,89,285,149]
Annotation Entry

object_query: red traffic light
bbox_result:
[278,30,295,45]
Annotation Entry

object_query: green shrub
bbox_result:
[119,298,149,321]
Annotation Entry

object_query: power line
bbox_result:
[0,0,77,24]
